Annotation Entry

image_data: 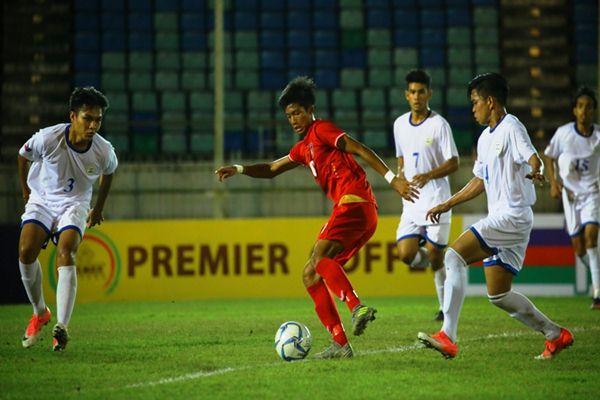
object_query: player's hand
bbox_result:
[525,170,545,187]
[391,177,419,202]
[215,166,238,182]
[411,172,431,188]
[426,202,451,224]
[87,208,104,228]
[549,181,562,199]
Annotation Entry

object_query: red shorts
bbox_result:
[317,201,378,265]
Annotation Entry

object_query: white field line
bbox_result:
[120,325,597,391]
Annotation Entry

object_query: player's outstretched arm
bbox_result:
[525,153,545,187]
[427,177,485,223]
[17,155,31,202]
[215,156,299,182]
[339,134,419,201]
[543,155,561,198]
[87,173,114,228]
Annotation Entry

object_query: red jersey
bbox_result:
[288,119,376,205]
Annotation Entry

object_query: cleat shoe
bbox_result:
[536,328,573,360]
[22,307,52,348]
[591,298,600,310]
[417,330,458,359]
[434,310,444,322]
[351,305,377,336]
[52,323,69,352]
[314,342,353,359]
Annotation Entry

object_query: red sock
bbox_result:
[307,280,348,346]
[316,257,361,312]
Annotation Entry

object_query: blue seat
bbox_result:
[261,70,287,90]
[365,0,390,7]
[420,47,446,67]
[181,32,207,50]
[101,12,125,31]
[225,131,244,153]
[75,0,98,12]
[288,30,311,49]
[420,0,444,6]
[234,0,259,11]
[313,12,338,30]
[314,50,339,69]
[446,8,471,27]
[74,72,100,88]
[128,0,151,11]
[103,32,127,51]
[155,0,179,11]
[131,112,160,136]
[261,51,286,69]
[181,0,206,11]
[313,0,337,9]
[75,32,100,51]
[393,10,418,28]
[314,69,339,89]
[128,32,153,51]
[181,13,206,31]
[576,44,598,63]
[574,4,598,23]
[128,12,153,31]
[341,49,366,68]
[101,0,124,11]
[421,29,446,46]
[260,0,285,11]
[313,30,338,48]
[261,30,286,49]
[575,25,597,44]
[261,12,285,30]
[445,0,470,5]
[289,50,313,69]
[286,0,310,10]
[74,13,99,32]
[367,10,392,28]
[206,13,233,30]
[287,11,311,30]
[74,52,100,72]
[420,10,445,28]
[234,11,258,30]
[287,69,312,81]
[393,30,418,47]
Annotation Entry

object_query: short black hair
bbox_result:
[277,76,316,110]
[405,69,431,88]
[467,72,509,105]
[572,86,597,109]
[69,86,109,113]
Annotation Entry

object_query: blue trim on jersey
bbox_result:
[574,123,594,138]
[488,113,507,133]
[64,124,93,153]
[483,258,518,275]
[21,219,51,235]
[570,221,600,237]
[408,110,432,127]
[468,226,498,255]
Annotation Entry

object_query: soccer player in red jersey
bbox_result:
[216,76,416,358]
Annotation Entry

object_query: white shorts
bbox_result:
[396,213,450,248]
[21,201,89,246]
[562,190,600,236]
[470,207,533,274]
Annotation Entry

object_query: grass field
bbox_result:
[0,296,598,400]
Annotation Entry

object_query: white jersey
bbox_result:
[19,123,118,207]
[393,110,458,224]
[543,122,600,195]
[473,114,538,213]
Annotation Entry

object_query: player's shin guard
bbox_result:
[19,259,47,316]
[316,258,361,312]
[586,247,600,298]
[441,248,467,342]
[307,280,347,346]
[56,266,77,327]
[434,267,446,310]
[488,290,560,340]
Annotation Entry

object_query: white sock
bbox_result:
[410,247,429,269]
[578,253,590,269]
[56,266,77,327]
[19,259,47,315]
[434,267,446,310]
[587,248,600,298]
[488,290,561,340]
[441,248,467,342]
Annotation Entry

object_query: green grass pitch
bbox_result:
[0,296,597,399]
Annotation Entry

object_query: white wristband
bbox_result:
[384,170,395,184]
[234,164,244,174]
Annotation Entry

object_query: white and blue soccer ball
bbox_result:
[274,321,312,361]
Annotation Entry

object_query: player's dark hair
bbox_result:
[277,76,316,110]
[572,86,597,109]
[467,72,509,106]
[69,86,109,113]
[405,69,431,88]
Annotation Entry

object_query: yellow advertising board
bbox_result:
[40,215,463,303]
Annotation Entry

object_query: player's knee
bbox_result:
[56,247,77,267]
[397,247,416,265]
[444,248,467,271]
[19,243,40,264]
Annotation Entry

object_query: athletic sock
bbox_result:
[488,290,561,340]
[441,248,467,342]
[434,266,446,311]
[56,266,77,327]
[307,280,348,346]
[19,259,47,315]
[315,257,361,312]
[410,247,429,269]
[587,248,600,298]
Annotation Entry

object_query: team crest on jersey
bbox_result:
[86,165,97,174]
[425,136,433,145]
[493,140,503,155]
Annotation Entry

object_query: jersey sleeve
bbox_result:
[543,128,562,159]
[438,120,459,160]
[314,121,345,148]
[393,118,403,158]
[103,145,119,175]
[511,123,537,164]
[288,141,303,164]
[18,131,43,161]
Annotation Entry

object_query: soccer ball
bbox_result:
[274,321,312,361]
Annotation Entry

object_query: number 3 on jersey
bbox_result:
[63,178,75,192]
